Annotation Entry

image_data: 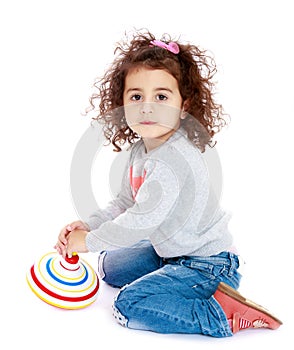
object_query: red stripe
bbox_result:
[60,261,80,271]
[30,265,99,302]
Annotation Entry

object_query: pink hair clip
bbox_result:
[150,40,180,54]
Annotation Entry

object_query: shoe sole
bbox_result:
[217,282,283,326]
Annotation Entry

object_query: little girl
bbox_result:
[55,30,282,337]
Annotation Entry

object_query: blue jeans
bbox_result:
[98,240,241,337]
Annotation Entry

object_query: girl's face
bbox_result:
[123,67,184,149]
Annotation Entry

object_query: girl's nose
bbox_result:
[140,102,154,115]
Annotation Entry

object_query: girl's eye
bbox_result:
[130,94,142,101]
[156,94,168,101]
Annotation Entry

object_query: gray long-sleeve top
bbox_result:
[85,128,233,257]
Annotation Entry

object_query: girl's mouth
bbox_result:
[139,121,157,125]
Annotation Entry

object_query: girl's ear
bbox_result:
[180,100,190,119]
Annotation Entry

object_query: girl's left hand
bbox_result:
[65,229,89,259]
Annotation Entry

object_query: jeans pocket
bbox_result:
[189,261,224,279]
[189,262,228,294]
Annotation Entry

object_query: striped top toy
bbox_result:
[27,252,99,309]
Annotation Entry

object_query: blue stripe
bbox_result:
[46,258,88,286]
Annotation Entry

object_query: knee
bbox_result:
[112,284,159,331]
[112,289,129,327]
[97,250,126,288]
[98,251,118,287]
[112,281,145,320]
[112,284,142,328]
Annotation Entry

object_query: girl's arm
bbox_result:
[85,154,186,252]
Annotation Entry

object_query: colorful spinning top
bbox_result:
[27,252,99,309]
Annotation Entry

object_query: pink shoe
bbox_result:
[214,282,283,333]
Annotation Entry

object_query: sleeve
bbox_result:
[85,156,182,252]
[84,152,134,231]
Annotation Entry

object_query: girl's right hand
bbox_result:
[54,220,90,256]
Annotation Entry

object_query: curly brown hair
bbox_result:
[87,30,228,152]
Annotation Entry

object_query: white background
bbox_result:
[0,0,293,348]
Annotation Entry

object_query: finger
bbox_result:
[69,221,88,231]
[59,229,69,245]
[68,222,82,231]
[56,237,67,249]
[65,239,72,259]
[54,242,64,255]
[66,248,72,259]
[62,246,68,259]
